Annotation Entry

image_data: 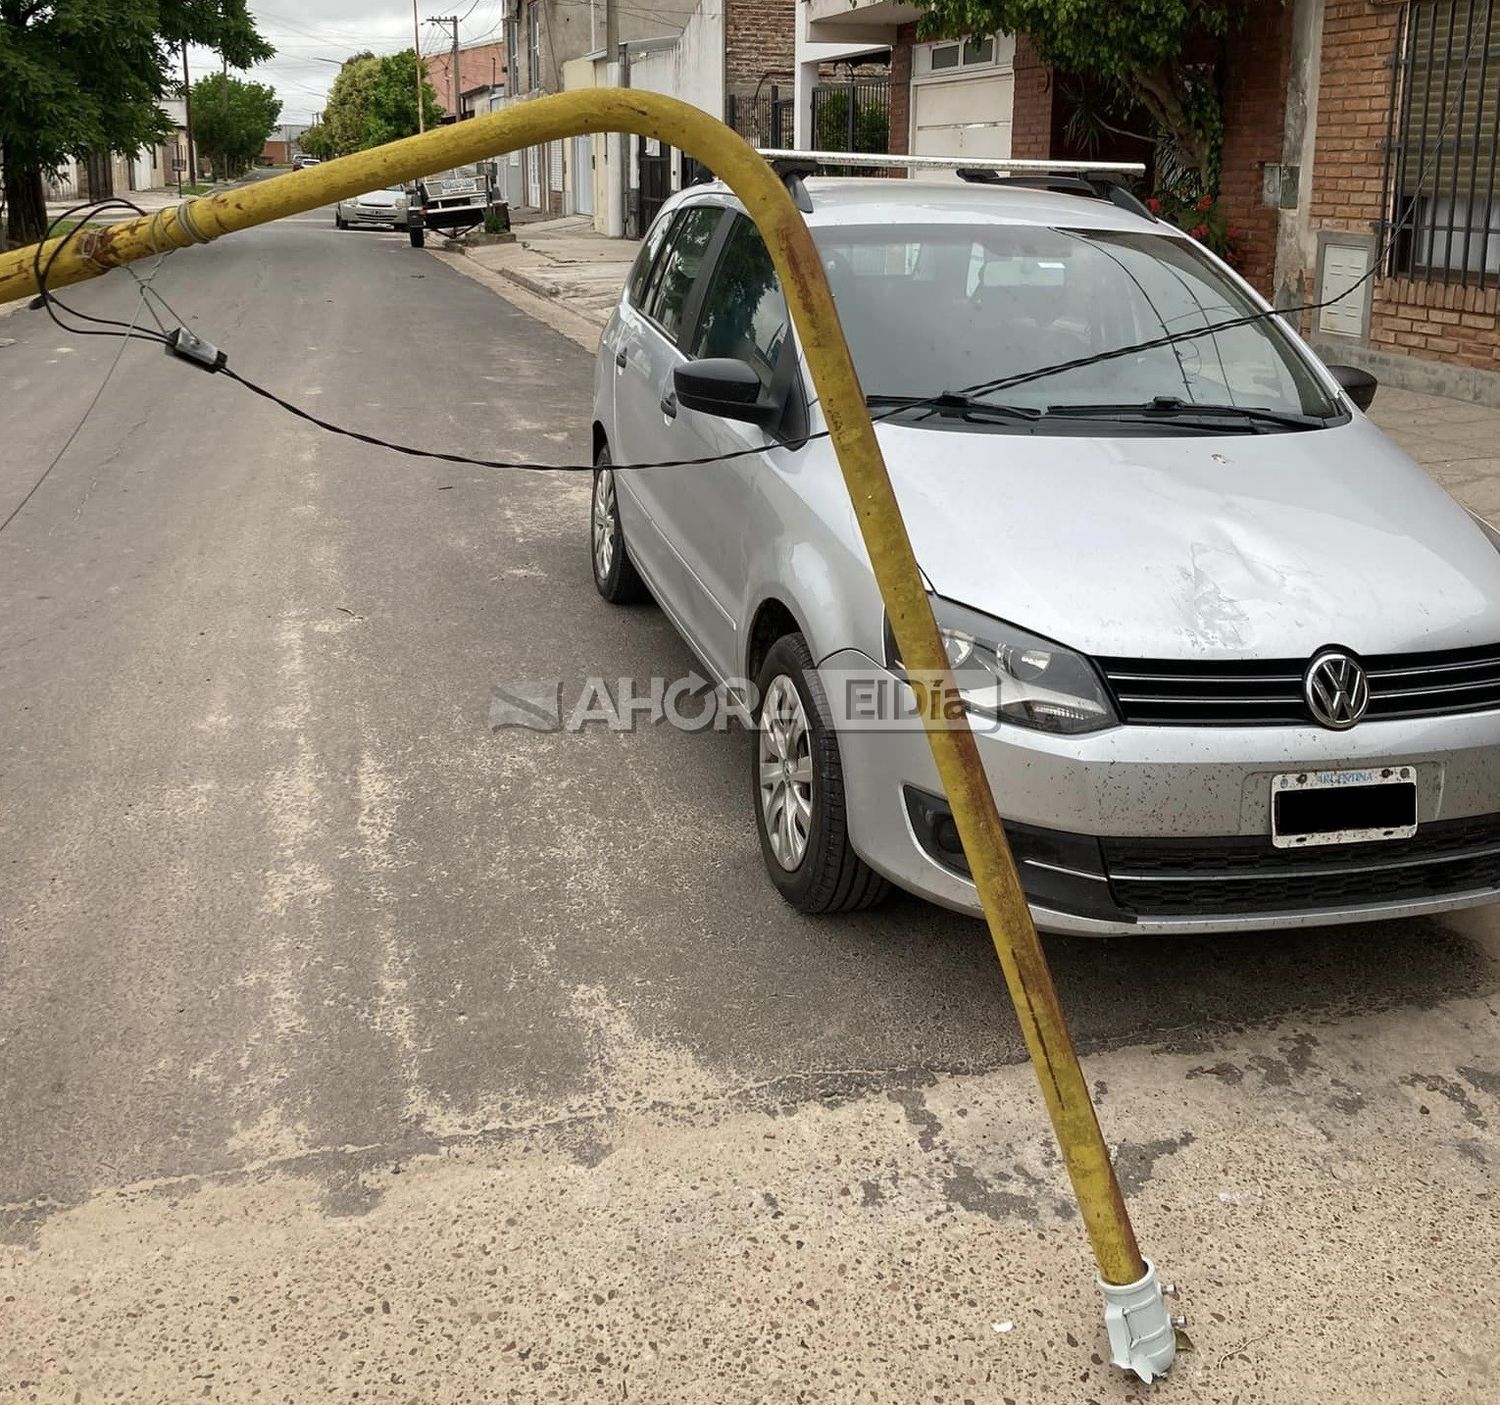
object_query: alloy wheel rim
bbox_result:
[758,674,813,870]
[592,468,616,581]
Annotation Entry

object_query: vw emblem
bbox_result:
[1304,649,1370,729]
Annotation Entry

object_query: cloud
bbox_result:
[189,1,505,124]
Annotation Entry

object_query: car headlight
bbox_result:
[884,597,1117,735]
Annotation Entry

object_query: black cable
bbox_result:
[33,199,171,347]
[0,272,153,537]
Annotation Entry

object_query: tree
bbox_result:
[0,0,272,246]
[320,49,439,156]
[189,72,279,179]
[914,1,1247,195]
[299,123,334,161]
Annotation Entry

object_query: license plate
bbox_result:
[1270,766,1418,848]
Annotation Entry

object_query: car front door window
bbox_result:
[642,205,723,345]
[690,216,790,389]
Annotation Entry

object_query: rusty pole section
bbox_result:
[0,91,1173,1379]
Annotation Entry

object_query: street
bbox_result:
[2,211,1498,1402]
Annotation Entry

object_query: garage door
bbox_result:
[912,74,1013,175]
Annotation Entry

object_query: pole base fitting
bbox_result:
[1098,1257,1177,1383]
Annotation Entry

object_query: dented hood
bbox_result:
[876,415,1500,659]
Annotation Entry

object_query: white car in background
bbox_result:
[334,185,412,233]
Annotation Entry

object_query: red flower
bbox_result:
[1197,194,1214,213]
[1188,224,1208,239]
[1145,196,1161,213]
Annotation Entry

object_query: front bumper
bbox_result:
[348,206,405,226]
[822,649,1500,934]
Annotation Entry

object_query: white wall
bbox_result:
[628,0,726,184]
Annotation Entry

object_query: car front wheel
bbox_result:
[753,632,888,914]
[590,444,649,603]
[335,211,346,229]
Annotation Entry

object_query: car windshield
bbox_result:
[812,223,1338,421]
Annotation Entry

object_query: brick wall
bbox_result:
[1310,0,1500,374]
[725,0,795,104]
[889,22,916,155]
[426,40,507,117]
[1218,0,1293,295]
[1010,35,1053,159]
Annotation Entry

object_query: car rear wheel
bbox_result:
[590,444,649,604]
[752,632,889,914]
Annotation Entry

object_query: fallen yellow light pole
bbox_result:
[0,91,1176,1379]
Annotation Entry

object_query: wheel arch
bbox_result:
[744,596,806,685]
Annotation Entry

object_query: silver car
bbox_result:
[590,177,1500,934]
[335,185,411,231]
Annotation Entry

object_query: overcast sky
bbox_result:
[188,0,507,126]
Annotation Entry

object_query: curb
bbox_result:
[494,264,565,302]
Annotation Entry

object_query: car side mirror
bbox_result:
[674,358,782,429]
[1327,363,1378,412]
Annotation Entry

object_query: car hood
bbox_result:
[357,191,403,206]
[875,415,1500,659]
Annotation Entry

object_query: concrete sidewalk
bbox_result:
[461,215,1500,516]
[460,214,639,327]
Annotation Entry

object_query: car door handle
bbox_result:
[615,349,628,370]
[659,390,677,420]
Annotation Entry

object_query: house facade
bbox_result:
[425,39,510,121]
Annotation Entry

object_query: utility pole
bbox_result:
[221,53,229,180]
[180,42,198,186]
[413,0,425,133]
[427,16,461,121]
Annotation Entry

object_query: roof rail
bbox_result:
[755,149,1145,178]
[764,154,816,214]
[752,149,1150,219]
[953,169,1158,222]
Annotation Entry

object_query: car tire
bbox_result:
[590,444,650,604]
[752,632,889,915]
[409,226,425,248]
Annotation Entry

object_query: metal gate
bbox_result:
[726,88,795,150]
[638,136,672,230]
[82,151,114,203]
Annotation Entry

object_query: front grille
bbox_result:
[1098,642,1500,726]
[1102,812,1500,916]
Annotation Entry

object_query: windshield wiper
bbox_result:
[1043,396,1327,429]
[866,392,1041,422]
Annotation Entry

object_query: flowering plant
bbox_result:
[1147,187,1241,267]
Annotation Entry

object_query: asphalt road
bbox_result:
[2,209,1498,1402]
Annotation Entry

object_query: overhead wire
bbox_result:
[2,215,165,537]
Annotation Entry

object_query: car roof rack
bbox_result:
[753,149,1151,219]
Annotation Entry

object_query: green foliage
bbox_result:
[483,208,508,236]
[320,49,440,156]
[813,90,890,155]
[0,0,271,244]
[189,72,280,179]
[915,0,1249,188]
[299,124,334,161]
[1145,189,1242,267]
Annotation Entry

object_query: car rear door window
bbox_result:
[628,209,675,307]
[689,217,790,389]
[642,205,723,345]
